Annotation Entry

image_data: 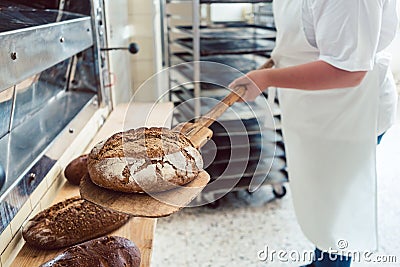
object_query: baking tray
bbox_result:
[211,128,281,141]
[205,157,286,178]
[176,24,276,40]
[202,170,288,193]
[173,99,281,131]
[174,53,268,74]
[176,38,275,56]
[201,139,285,153]
[173,89,274,121]
[173,98,279,135]
[167,0,272,3]
[201,139,284,165]
[199,0,272,3]
[209,118,283,138]
[211,133,269,147]
[201,142,285,165]
[171,54,269,90]
[209,115,264,133]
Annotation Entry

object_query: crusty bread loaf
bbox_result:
[87,127,203,193]
[39,236,141,267]
[64,154,88,185]
[22,197,130,250]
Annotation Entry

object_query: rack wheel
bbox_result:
[272,185,287,199]
[206,200,220,209]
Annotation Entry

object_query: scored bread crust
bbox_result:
[39,236,141,267]
[87,127,203,193]
[22,197,130,250]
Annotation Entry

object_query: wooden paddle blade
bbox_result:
[185,126,213,149]
[173,122,213,149]
[80,172,210,217]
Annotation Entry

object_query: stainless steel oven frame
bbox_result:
[0,0,113,236]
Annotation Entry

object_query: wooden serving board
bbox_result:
[80,171,210,217]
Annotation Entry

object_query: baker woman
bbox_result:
[229,0,398,266]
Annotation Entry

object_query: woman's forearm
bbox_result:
[249,60,367,91]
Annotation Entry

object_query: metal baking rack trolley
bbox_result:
[161,0,288,207]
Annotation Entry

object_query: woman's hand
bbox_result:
[229,58,275,102]
[229,70,269,102]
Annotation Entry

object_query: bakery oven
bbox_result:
[0,0,113,239]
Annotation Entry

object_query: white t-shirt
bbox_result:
[301,0,399,134]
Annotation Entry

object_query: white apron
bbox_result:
[271,0,380,252]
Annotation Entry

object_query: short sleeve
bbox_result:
[309,0,384,71]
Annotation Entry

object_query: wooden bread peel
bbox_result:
[80,59,274,217]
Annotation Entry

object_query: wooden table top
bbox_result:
[11,102,174,267]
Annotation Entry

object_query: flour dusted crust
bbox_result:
[87,127,204,193]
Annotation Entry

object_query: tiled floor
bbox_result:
[152,98,400,267]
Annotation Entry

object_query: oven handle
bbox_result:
[100,42,139,54]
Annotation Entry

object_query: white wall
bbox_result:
[128,0,163,102]
[210,3,251,22]
[104,0,134,105]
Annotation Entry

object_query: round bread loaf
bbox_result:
[22,197,130,250]
[87,127,203,193]
[40,236,141,267]
[64,154,88,185]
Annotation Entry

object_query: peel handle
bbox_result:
[195,85,247,128]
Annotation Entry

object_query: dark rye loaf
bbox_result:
[87,127,204,193]
[64,154,88,185]
[39,236,141,267]
[22,197,130,250]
